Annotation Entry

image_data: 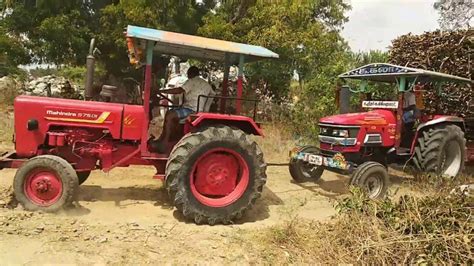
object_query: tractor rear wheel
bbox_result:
[350,161,389,199]
[289,146,324,182]
[413,125,465,177]
[77,171,91,185]
[14,155,79,212]
[165,126,267,225]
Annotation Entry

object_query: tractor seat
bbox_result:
[100,85,118,102]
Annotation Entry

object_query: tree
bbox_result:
[434,0,473,30]
[0,24,30,76]
[199,0,351,138]
[199,0,350,99]
[1,0,216,75]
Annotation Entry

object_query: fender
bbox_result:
[189,113,264,136]
[410,115,466,153]
[416,115,465,132]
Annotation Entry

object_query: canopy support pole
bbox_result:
[395,77,406,150]
[236,55,244,114]
[141,41,154,155]
[220,54,230,113]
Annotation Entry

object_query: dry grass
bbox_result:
[0,104,14,145]
[235,186,473,264]
[256,123,296,163]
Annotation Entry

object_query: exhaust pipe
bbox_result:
[339,85,351,114]
[84,38,96,100]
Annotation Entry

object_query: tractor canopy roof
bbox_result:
[126,25,279,64]
[338,63,472,84]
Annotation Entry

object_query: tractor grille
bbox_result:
[318,124,359,146]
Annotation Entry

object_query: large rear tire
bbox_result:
[413,125,465,177]
[289,146,324,182]
[14,155,79,212]
[350,161,389,199]
[165,126,267,225]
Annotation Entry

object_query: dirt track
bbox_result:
[0,162,352,264]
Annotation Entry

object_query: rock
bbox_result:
[25,75,81,99]
[98,237,108,243]
[34,225,45,233]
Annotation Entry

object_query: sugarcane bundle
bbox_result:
[389,29,473,117]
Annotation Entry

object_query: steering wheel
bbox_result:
[156,90,174,103]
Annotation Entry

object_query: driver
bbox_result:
[402,87,418,147]
[153,66,212,152]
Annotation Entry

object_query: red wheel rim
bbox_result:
[190,148,249,208]
[24,169,63,207]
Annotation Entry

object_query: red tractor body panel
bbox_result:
[122,105,146,140]
[13,96,146,157]
[319,109,397,152]
[320,109,396,126]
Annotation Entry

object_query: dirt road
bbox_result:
[0,162,350,264]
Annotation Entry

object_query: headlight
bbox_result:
[333,129,349,138]
[320,127,329,134]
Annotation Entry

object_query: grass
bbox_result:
[256,123,296,163]
[233,186,473,264]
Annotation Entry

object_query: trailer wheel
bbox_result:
[76,171,91,185]
[165,126,267,225]
[413,125,465,177]
[289,146,324,182]
[14,155,79,212]
[350,161,389,199]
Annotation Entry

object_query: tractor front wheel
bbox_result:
[413,125,465,177]
[350,161,389,199]
[14,155,79,212]
[289,145,324,182]
[165,126,267,225]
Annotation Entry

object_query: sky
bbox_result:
[342,0,440,52]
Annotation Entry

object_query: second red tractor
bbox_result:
[290,63,473,198]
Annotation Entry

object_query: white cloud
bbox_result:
[342,0,440,52]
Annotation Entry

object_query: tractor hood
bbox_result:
[319,109,396,126]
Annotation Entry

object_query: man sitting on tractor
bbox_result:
[152,66,213,152]
[402,84,422,147]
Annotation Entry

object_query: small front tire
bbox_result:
[350,161,389,199]
[14,155,79,212]
[289,146,324,182]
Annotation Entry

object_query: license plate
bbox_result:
[293,151,351,170]
[295,152,323,166]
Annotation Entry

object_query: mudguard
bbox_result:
[188,113,264,136]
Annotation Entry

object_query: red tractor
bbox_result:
[290,63,473,198]
[0,25,279,224]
